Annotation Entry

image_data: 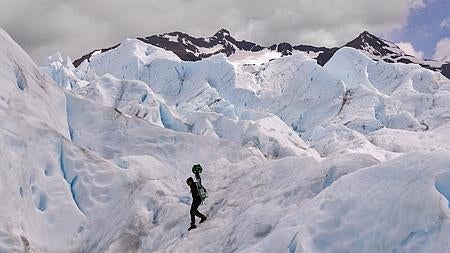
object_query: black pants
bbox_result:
[190,198,205,225]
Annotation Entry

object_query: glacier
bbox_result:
[1,26,450,253]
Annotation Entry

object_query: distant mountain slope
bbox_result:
[73,29,449,79]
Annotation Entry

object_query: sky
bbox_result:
[389,0,450,61]
[0,0,449,64]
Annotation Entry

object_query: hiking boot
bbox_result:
[199,216,207,224]
[188,224,197,231]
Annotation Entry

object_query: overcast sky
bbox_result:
[0,0,449,63]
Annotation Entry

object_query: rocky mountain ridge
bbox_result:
[73,29,449,79]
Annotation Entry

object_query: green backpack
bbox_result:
[196,182,208,201]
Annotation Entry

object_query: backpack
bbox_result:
[195,182,208,202]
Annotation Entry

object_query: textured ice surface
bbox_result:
[1,26,450,252]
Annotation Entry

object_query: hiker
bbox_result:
[186,177,207,231]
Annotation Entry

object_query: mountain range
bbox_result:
[73,29,450,79]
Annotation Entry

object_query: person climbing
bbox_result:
[186,176,207,231]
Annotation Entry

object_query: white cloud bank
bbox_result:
[396,41,424,58]
[433,38,450,62]
[0,0,426,62]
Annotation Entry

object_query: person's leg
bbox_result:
[194,208,205,218]
[192,199,207,222]
[190,202,198,225]
[198,210,207,223]
[195,209,205,218]
[192,199,205,219]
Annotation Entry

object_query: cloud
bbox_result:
[0,0,426,63]
[433,38,450,62]
[410,0,426,9]
[396,42,424,58]
[440,18,450,30]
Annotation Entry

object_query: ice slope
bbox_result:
[63,92,269,252]
[70,38,450,252]
[40,52,88,90]
[72,74,179,129]
[0,28,83,252]
[1,27,318,252]
[67,38,450,160]
[73,39,344,140]
[38,37,450,253]
[0,28,263,252]
[45,40,317,159]
[313,47,450,159]
[3,24,450,253]
[71,72,313,159]
[241,153,450,253]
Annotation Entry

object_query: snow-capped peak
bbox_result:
[213,28,231,38]
[345,30,402,56]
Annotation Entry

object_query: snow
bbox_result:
[355,38,444,70]
[227,49,282,65]
[302,50,322,59]
[164,34,179,43]
[2,25,450,253]
[197,44,224,55]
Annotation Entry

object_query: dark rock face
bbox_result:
[136,28,266,61]
[315,48,340,66]
[73,44,120,68]
[442,64,450,79]
[345,31,395,56]
[138,32,202,61]
[343,31,444,74]
[72,29,448,79]
[72,28,339,67]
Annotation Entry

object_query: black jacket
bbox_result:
[190,183,201,201]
